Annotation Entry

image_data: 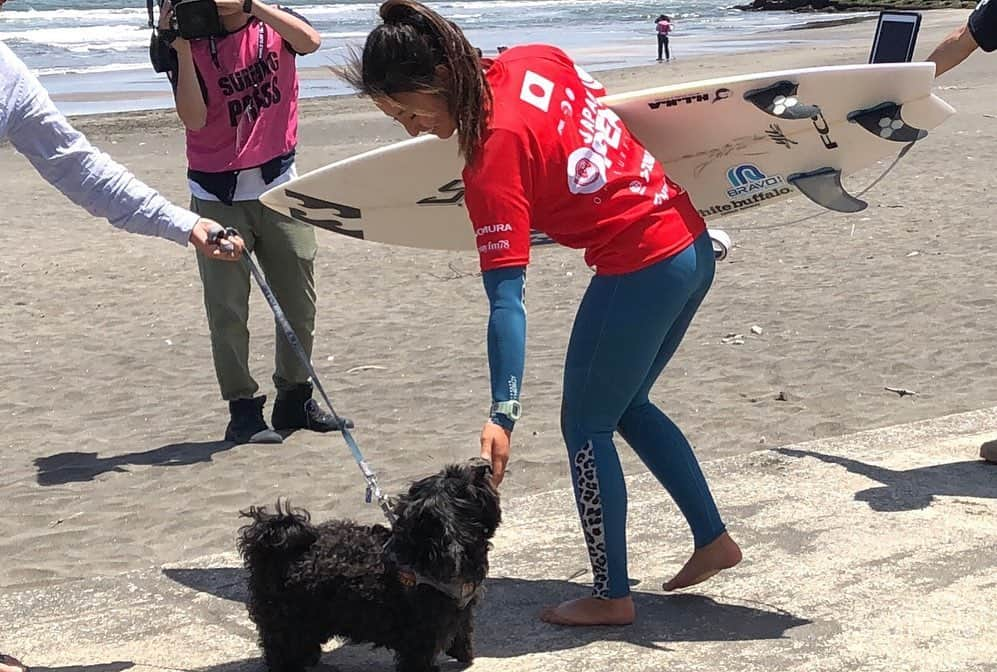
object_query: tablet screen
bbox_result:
[869,11,921,63]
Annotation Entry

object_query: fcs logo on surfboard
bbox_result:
[726,164,785,198]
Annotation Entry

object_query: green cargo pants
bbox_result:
[191,196,318,401]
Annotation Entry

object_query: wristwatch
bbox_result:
[490,400,522,422]
[243,0,253,13]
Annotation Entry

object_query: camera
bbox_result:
[147,0,224,73]
[163,0,224,39]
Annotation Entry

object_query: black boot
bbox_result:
[272,383,354,433]
[225,396,283,444]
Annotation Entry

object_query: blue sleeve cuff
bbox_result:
[489,413,516,432]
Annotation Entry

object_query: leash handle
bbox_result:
[206,224,238,253]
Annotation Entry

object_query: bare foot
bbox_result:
[0,654,28,672]
[663,531,742,591]
[540,596,636,626]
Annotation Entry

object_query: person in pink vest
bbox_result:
[157,0,352,444]
[655,14,672,62]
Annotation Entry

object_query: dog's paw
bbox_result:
[444,642,473,664]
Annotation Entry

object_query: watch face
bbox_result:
[492,401,521,420]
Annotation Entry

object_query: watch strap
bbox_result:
[490,400,522,421]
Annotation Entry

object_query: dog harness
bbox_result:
[382,535,483,609]
[395,568,481,609]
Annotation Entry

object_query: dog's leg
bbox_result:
[444,607,474,664]
[394,645,439,672]
[261,631,323,672]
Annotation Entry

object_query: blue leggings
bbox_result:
[560,231,725,599]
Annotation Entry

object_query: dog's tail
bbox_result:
[237,499,318,570]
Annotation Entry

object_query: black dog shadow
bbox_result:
[34,441,236,486]
[165,568,810,669]
[163,566,250,603]
[776,447,997,512]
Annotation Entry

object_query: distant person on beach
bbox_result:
[155,0,352,444]
[655,14,672,62]
[926,0,997,76]
[344,0,742,627]
[0,41,243,260]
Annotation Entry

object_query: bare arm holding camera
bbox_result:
[171,40,209,130]
[240,0,322,55]
[159,0,208,130]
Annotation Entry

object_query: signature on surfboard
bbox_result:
[677,134,768,177]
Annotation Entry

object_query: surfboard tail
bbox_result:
[847,101,928,143]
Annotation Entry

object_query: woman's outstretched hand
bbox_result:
[479,421,511,486]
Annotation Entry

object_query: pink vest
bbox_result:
[186,18,298,172]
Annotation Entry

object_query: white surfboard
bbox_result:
[261,62,953,251]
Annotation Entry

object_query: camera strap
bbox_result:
[146,0,156,28]
[208,19,266,69]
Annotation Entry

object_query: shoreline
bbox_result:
[37,9,892,118]
[738,0,975,11]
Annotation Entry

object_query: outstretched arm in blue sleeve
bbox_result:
[482,266,527,431]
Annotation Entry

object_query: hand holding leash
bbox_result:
[195,220,244,260]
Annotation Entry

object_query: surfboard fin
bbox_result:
[743,80,820,120]
[788,168,867,213]
[847,102,928,143]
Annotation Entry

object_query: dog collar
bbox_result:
[396,568,481,608]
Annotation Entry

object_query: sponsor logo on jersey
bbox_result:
[478,239,512,254]
[567,147,608,195]
[475,223,514,236]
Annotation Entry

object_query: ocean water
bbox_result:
[0,0,855,115]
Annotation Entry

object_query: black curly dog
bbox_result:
[238,459,501,672]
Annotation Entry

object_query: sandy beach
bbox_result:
[2,9,994,591]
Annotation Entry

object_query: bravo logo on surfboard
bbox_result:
[725,164,785,198]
